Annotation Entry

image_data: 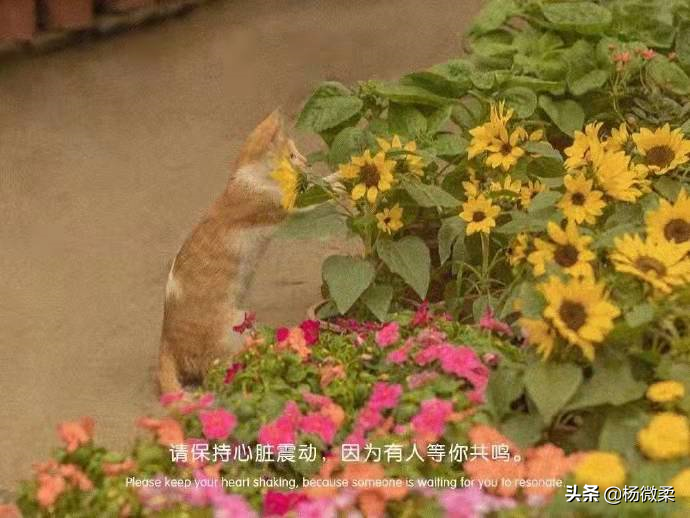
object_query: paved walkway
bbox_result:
[0,0,481,490]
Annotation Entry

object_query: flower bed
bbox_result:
[6,0,690,516]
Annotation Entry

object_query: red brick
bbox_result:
[0,0,36,41]
[41,0,93,30]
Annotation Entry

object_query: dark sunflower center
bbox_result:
[472,211,486,222]
[559,300,587,331]
[635,255,667,276]
[664,218,690,244]
[646,145,675,168]
[360,164,380,187]
[383,216,391,224]
[571,192,586,206]
[554,244,579,267]
[500,142,512,154]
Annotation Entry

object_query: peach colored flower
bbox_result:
[464,425,524,497]
[59,464,93,491]
[37,473,66,508]
[0,504,21,518]
[57,417,94,453]
[523,444,578,499]
[137,417,184,446]
[342,463,407,518]
[321,403,346,428]
[102,458,137,476]
[320,363,346,388]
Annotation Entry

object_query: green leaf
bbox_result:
[525,362,582,423]
[387,103,427,138]
[486,367,525,420]
[361,284,393,321]
[501,414,543,448]
[541,2,613,35]
[504,76,566,95]
[470,0,518,35]
[295,185,330,208]
[276,203,347,240]
[677,22,690,72]
[433,134,468,158]
[625,303,655,328]
[528,191,562,213]
[373,83,456,107]
[538,95,585,136]
[647,57,690,95]
[654,176,683,201]
[438,217,466,265]
[568,69,609,96]
[599,406,648,461]
[402,180,460,208]
[328,127,374,168]
[297,82,363,133]
[566,357,646,410]
[322,255,375,314]
[502,86,538,118]
[524,141,563,161]
[426,106,453,133]
[377,236,431,298]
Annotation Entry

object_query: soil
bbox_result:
[0,0,481,491]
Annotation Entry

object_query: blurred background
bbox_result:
[0,0,482,493]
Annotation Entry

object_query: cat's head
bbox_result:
[235,110,305,169]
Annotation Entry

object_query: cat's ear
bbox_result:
[236,109,286,167]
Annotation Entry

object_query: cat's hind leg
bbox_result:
[158,345,183,394]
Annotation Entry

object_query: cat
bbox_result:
[158,110,305,394]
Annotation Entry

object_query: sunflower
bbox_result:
[607,123,630,153]
[270,158,300,210]
[591,147,644,202]
[540,276,620,360]
[460,194,501,235]
[646,189,690,245]
[485,126,528,172]
[519,179,546,209]
[489,175,522,198]
[509,233,531,266]
[338,150,396,204]
[376,204,404,234]
[528,221,595,278]
[609,234,690,294]
[558,173,606,225]
[632,124,690,175]
[377,135,424,177]
[519,317,556,359]
[564,122,605,170]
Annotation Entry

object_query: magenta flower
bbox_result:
[214,493,258,518]
[387,339,413,364]
[357,406,383,431]
[439,487,516,517]
[299,413,337,444]
[408,371,439,389]
[342,429,366,448]
[199,409,237,440]
[369,382,402,411]
[224,362,243,384]
[263,491,308,516]
[302,391,333,409]
[411,300,431,327]
[232,311,256,334]
[375,322,400,347]
[299,320,321,345]
[258,401,302,447]
[159,391,184,407]
[438,346,490,404]
[411,398,454,439]
[479,307,513,336]
[294,499,337,518]
[275,327,290,342]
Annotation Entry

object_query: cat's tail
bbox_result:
[158,344,183,395]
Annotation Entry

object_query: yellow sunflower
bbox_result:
[540,275,620,360]
[375,204,404,234]
[489,175,522,197]
[377,135,424,177]
[528,221,595,278]
[591,147,644,202]
[607,122,630,153]
[519,317,557,359]
[519,179,546,209]
[485,126,528,172]
[632,124,690,175]
[338,150,396,204]
[646,189,690,245]
[460,194,501,235]
[564,122,605,171]
[509,233,531,266]
[609,234,690,294]
[270,158,300,210]
[558,173,606,225]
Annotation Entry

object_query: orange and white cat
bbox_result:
[158,110,305,394]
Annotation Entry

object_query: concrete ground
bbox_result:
[0,0,481,491]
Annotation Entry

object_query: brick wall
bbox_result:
[0,0,210,51]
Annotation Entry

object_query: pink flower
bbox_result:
[224,363,243,384]
[214,493,258,518]
[613,51,631,63]
[199,409,237,440]
[295,499,337,518]
[369,383,402,411]
[438,346,490,404]
[416,328,447,347]
[263,491,308,516]
[414,344,445,366]
[259,401,302,447]
[408,371,439,389]
[440,487,516,517]
[232,311,256,333]
[302,391,333,409]
[411,300,431,327]
[300,413,337,444]
[375,322,400,347]
[275,327,290,342]
[342,429,366,448]
[387,339,413,364]
[411,399,454,440]
[357,406,383,431]
[57,417,94,453]
[479,307,513,336]
[641,48,656,60]
[299,320,321,345]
